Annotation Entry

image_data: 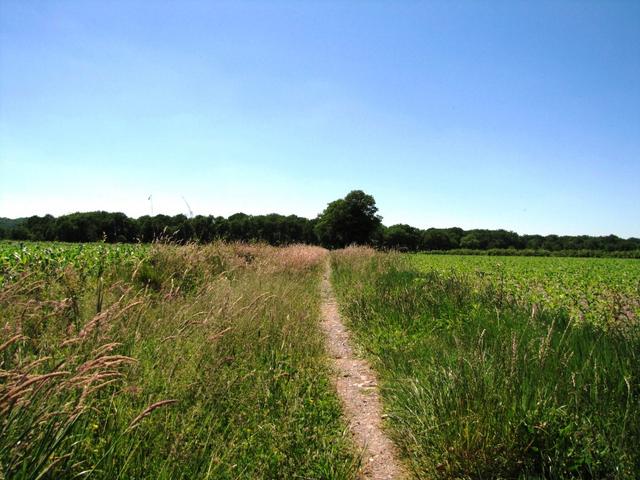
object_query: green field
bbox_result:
[0,241,149,287]
[411,254,640,327]
[332,249,640,478]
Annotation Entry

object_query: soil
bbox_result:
[320,261,407,480]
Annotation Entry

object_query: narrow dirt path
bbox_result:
[320,260,406,480]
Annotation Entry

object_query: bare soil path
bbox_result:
[320,260,407,480]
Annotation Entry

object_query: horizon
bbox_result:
[1,202,639,240]
[1,1,639,237]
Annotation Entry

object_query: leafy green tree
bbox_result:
[460,232,481,249]
[9,225,30,240]
[384,224,421,251]
[421,229,458,250]
[314,190,382,248]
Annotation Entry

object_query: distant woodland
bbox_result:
[2,191,639,257]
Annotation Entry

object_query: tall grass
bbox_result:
[1,242,357,479]
[331,248,639,479]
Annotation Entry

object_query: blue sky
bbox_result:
[1,1,638,237]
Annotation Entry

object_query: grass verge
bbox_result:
[331,248,639,479]
[1,242,357,479]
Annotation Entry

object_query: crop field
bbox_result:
[411,254,640,327]
[0,242,149,287]
[0,241,357,479]
[332,249,640,478]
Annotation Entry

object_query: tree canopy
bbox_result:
[1,191,638,257]
[314,190,383,248]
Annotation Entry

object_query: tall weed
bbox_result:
[1,242,357,479]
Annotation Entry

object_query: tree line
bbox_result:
[1,190,639,256]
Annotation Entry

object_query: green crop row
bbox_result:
[0,241,149,287]
[411,254,640,328]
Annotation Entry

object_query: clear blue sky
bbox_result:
[1,1,639,237]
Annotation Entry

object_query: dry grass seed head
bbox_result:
[127,399,178,431]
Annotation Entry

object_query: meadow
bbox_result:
[331,250,639,479]
[0,241,357,479]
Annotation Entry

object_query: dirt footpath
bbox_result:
[320,261,406,480]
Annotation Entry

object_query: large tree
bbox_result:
[314,190,382,248]
[384,224,421,251]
